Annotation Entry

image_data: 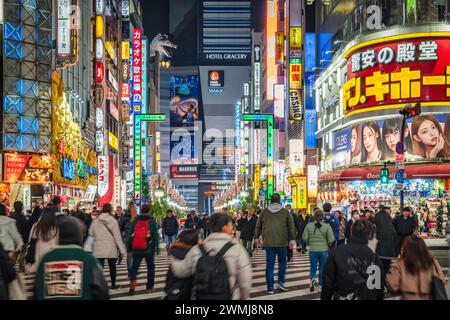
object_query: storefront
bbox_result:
[52,72,98,207]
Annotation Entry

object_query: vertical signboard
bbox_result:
[296,176,308,209]
[98,156,113,207]
[289,139,304,175]
[266,0,277,100]
[57,0,71,58]
[274,84,285,118]
[305,110,317,148]
[141,38,148,175]
[254,164,261,200]
[305,33,316,72]
[132,28,142,114]
[254,45,261,112]
[307,165,318,199]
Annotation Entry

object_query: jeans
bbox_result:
[164,234,177,249]
[242,239,254,256]
[265,247,288,291]
[130,254,155,290]
[309,251,328,286]
[299,240,307,251]
[98,258,117,286]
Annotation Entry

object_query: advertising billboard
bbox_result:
[274,84,285,118]
[208,70,224,87]
[170,130,196,165]
[332,114,450,169]
[4,154,54,184]
[344,37,450,116]
[169,75,200,127]
[98,155,113,207]
[170,165,199,179]
[132,28,142,113]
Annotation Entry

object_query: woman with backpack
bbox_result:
[26,207,59,272]
[164,229,201,299]
[302,209,335,293]
[88,203,126,290]
[386,235,447,300]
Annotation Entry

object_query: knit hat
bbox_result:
[314,208,324,221]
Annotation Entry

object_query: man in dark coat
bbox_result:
[162,210,179,250]
[185,211,200,230]
[296,209,311,254]
[240,208,258,257]
[392,207,417,255]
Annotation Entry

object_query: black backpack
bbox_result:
[191,241,235,300]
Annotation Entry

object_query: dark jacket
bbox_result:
[321,237,385,300]
[201,218,211,237]
[297,214,311,239]
[240,215,258,241]
[291,213,300,239]
[118,213,131,239]
[185,216,200,230]
[0,244,16,300]
[254,203,296,247]
[34,245,109,300]
[345,219,354,239]
[162,216,179,236]
[74,210,92,235]
[10,211,29,243]
[375,212,398,259]
[392,216,417,237]
[126,215,160,255]
[164,242,194,300]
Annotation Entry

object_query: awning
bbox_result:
[318,163,450,184]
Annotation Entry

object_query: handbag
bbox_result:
[8,272,27,300]
[430,260,448,300]
[25,238,37,264]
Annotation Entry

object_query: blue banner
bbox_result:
[305,33,316,72]
[305,110,317,148]
[305,72,315,110]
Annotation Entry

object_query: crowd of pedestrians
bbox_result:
[0,195,448,300]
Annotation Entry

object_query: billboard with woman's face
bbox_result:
[332,114,450,169]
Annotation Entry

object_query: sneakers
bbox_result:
[310,279,316,293]
[267,290,275,294]
[110,285,121,290]
[278,282,288,292]
[129,280,137,295]
[145,288,154,294]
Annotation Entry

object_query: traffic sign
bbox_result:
[396,141,405,154]
[395,169,404,183]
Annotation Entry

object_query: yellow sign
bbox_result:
[290,63,302,89]
[288,176,307,209]
[108,131,119,151]
[95,16,104,38]
[276,32,284,61]
[290,27,302,51]
[105,41,116,60]
[254,165,261,200]
[122,41,130,60]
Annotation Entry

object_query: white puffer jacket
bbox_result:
[88,213,126,259]
[0,216,23,252]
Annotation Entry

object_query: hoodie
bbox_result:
[88,213,126,259]
[254,203,296,248]
[0,216,24,252]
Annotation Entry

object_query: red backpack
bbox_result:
[131,219,152,251]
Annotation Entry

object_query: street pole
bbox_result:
[400,113,406,213]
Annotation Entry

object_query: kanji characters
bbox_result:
[396,43,416,63]
[418,41,438,61]
[361,49,377,70]
[351,53,361,73]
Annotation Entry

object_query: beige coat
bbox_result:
[171,232,252,300]
[28,223,58,272]
[88,213,126,259]
[386,258,446,300]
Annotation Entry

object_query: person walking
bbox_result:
[185,211,200,230]
[164,229,201,300]
[88,203,126,290]
[26,207,59,273]
[323,203,340,248]
[374,209,398,275]
[302,209,335,293]
[392,207,417,255]
[335,211,347,245]
[297,209,311,254]
[162,209,179,251]
[10,201,29,243]
[171,213,252,300]
[200,214,211,239]
[34,215,109,300]
[127,204,159,295]
[344,210,360,240]
[0,242,16,300]
[0,203,23,259]
[255,194,296,294]
[288,208,300,262]
[321,220,385,300]
[240,207,258,257]
[386,235,446,300]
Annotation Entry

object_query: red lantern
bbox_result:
[96,61,104,83]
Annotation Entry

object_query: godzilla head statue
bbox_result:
[150,33,177,58]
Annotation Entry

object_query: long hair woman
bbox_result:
[361,121,383,163]
[374,209,397,275]
[382,118,414,160]
[349,124,362,164]
[27,207,59,272]
[386,235,446,300]
[88,203,126,290]
[411,115,450,159]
